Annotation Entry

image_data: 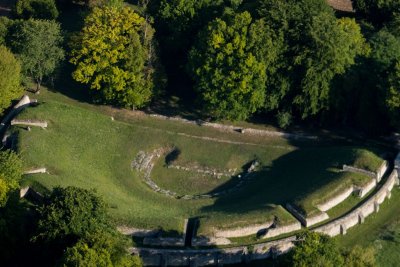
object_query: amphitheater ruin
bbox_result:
[2,95,399,267]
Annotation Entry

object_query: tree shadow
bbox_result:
[201,145,375,216]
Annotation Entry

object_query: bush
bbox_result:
[276,111,293,129]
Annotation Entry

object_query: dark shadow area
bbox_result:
[165,148,181,166]
[201,144,384,216]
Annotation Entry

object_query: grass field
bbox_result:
[336,188,400,267]
[12,89,386,236]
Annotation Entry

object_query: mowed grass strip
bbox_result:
[13,90,385,236]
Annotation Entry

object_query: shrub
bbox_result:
[276,111,293,129]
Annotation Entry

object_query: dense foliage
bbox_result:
[70,5,163,109]
[9,19,64,91]
[0,150,23,207]
[189,11,278,120]
[0,45,23,115]
[14,0,59,20]
[287,231,376,267]
[35,186,108,244]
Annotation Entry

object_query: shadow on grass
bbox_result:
[201,146,373,216]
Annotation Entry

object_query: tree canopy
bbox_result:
[14,0,59,20]
[35,186,108,244]
[254,0,369,119]
[0,150,23,193]
[0,45,23,115]
[9,19,64,91]
[188,11,279,120]
[70,5,162,109]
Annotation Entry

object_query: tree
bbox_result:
[0,45,23,114]
[255,0,368,120]
[188,11,279,120]
[0,150,23,192]
[0,17,13,46]
[35,186,108,244]
[35,186,142,266]
[70,5,162,109]
[14,0,59,20]
[353,0,400,25]
[60,231,143,267]
[290,231,344,267]
[61,241,113,267]
[343,246,376,267]
[9,19,64,92]
[150,0,228,96]
[0,178,10,207]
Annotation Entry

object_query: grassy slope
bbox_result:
[336,188,400,267]
[14,89,385,235]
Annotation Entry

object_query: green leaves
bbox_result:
[189,11,275,120]
[36,187,108,243]
[0,45,23,114]
[9,19,64,90]
[70,6,158,109]
[0,150,23,207]
[14,0,59,20]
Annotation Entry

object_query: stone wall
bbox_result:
[192,237,231,246]
[11,119,48,128]
[343,160,389,183]
[214,220,274,238]
[286,204,329,227]
[342,165,376,178]
[0,95,35,136]
[148,114,317,141]
[143,237,185,247]
[314,170,399,237]
[356,178,377,198]
[316,186,354,212]
[23,168,47,175]
[117,226,160,237]
[132,169,399,266]
[131,237,296,267]
[376,161,389,182]
[263,221,302,239]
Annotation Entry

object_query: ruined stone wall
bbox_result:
[316,186,354,212]
[213,221,274,238]
[314,170,398,237]
[286,204,329,227]
[263,221,302,239]
[0,95,35,137]
[357,179,377,198]
[148,114,317,140]
[376,161,389,182]
[131,237,296,267]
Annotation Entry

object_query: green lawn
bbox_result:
[336,188,400,267]
[12,89,386,236]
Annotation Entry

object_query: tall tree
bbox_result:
[188,11,280,120]
[0,45,23,114]
[70,5,163,109]
[35,187,108,244]
[0,150,23,193]
[255,0,368,120]
[9,19,64,92]
[150,0,227,96]
[353,0,400,25]
[290,231,344,267]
